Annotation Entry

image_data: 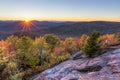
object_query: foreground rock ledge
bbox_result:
[31,49,120,80]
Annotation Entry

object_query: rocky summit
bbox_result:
[31,49,120,80]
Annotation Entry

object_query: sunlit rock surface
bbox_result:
[31,49,120,80]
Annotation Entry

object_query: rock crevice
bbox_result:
[31,49,120,80]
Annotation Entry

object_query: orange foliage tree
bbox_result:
[98,34,119,48]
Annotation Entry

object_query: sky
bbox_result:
[0,0,120,21]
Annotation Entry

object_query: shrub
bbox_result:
[11,74,22,80]
[33,37,49,65]
[6,35,19,54]
[82,30,101,58]
[17,36,39,68]
[44,34,60,52]
[116,32,120,39]
[98,34,119,48]
[64,37,75,54]
[79,34,88,48]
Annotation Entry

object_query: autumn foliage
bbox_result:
[0,32,120,80]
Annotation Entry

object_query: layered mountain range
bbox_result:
[0,20,120,39]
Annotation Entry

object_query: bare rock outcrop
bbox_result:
[31,49,120,80]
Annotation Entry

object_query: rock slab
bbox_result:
[31,49,120,80]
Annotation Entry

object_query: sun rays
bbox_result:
[15,19,41,34]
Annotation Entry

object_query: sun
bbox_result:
[19,19,40,32]
[25,19,30,23]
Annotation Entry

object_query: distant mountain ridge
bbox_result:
[0,20,120,39]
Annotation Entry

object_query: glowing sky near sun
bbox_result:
[0,0,120,21]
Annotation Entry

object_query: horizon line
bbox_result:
[0,19,120,22]
[0,17,120,22]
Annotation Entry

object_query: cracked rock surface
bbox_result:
[31,49,120,80]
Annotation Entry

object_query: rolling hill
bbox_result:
[0,20,120,39]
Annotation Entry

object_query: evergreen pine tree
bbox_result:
[82,30,101,58]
